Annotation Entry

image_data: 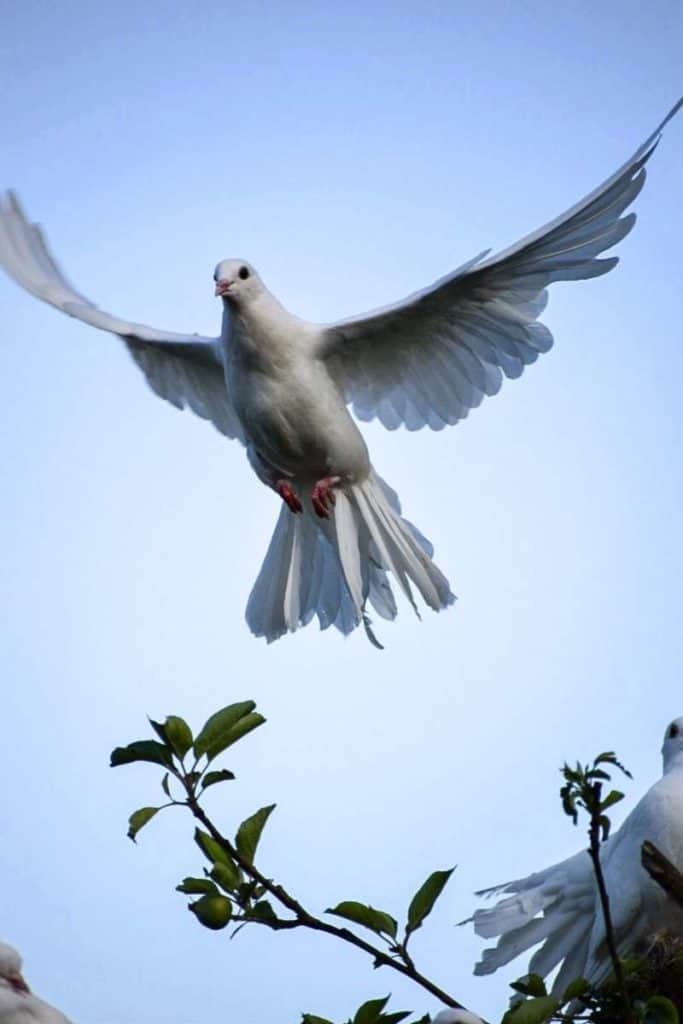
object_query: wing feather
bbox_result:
[320,99,681,431]
[0,191,244,442]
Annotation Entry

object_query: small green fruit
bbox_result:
[190,894,232,930]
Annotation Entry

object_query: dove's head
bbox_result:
[661,717,683,772]
[213,260,261,304]
[0,942,29,994]
[432,1012,484,1024]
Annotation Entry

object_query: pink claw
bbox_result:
[275,479,303,514]
[311,476,341,519]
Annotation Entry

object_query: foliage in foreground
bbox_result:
[111,700,683,1024]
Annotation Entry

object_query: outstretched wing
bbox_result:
[0,191,245,442]
[320,99,682,432]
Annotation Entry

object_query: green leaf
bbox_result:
[202,769,236,790]
[354,996,390,1024]
[382,1012,412,1024]
[326,901,398,940]
[193,701,263,760]
[601,789,624,812]
[246,900,279,924]
[148,718,171,745]
[406,867,454,936]
[127,806,160,842]
[215,712,266,757]
[110,740,174,769]
[301,1016,334,1024]
[194,827,234,868]
[235,804,276,864]
[561,977,590,1003]
[176,877,219,895]
[162,716,193,758]
[510,975,547,998]
[161,773,171,798]
[502,996,559,1024]
[210,860,242,892]
[643,997,679,1024]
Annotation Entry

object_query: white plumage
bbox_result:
[468,718,683,992]
[1,99,680,642]
[0,943,72,1024]
[432,1010,484,1023]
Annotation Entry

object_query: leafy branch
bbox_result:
[111,700,481,1023]
[302,993,430,1024]
[559,751,633,1024]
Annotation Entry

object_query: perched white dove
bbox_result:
[468,717,683,993]
[1,100,680,643]
[0,942,72,1024]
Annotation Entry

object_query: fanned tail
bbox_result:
[467,851,598,994]
[245,468,455,643]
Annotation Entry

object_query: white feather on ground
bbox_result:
[467,718,683,992]
[0,99,680,642]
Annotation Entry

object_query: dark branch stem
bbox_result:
[641,840,683,909]
[184,789,483,1020]
[588,783,632,1024]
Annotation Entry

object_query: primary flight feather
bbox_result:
[1,99,680,643]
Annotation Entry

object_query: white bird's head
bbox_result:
[213,259,260,304]
[662,717,683,772]
[432,1011,484,1024]
[0,941,29,995]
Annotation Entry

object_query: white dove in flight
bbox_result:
[1,99,680,644]
[0,942,72,1024]
[467,717,683,993]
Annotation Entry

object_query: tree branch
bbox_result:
[641,840,683,909]
[587,782,632,1024]
[184,789,484,1021]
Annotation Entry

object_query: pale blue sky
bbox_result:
[1,2,682,1022]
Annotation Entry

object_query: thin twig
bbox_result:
[183,788,485,1021]
[587,782,632,1024]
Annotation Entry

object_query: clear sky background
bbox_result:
[1,2,682,1022]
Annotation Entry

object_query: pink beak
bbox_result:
[9,971,29,994]
[215,279,232,297]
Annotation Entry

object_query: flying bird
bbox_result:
[1,99,680,643]
[467,717,683,993]
[0,942,72,1023]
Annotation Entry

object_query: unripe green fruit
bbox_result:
[190,894,232,930]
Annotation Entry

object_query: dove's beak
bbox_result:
[8,971,29,994]
[215,279,232,297]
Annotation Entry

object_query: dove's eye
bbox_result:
[238,266,250,280]
[669,723,680,739]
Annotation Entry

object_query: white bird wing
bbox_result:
[0,191,245,443]
[320,99,682,432]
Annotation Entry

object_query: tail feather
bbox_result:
[528,912,591,981]
[245,468,454,642]
[469,851,597,988]
[475,913,567,976]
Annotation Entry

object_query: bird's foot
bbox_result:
[275,479,302,514]
[311,476,341,518]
